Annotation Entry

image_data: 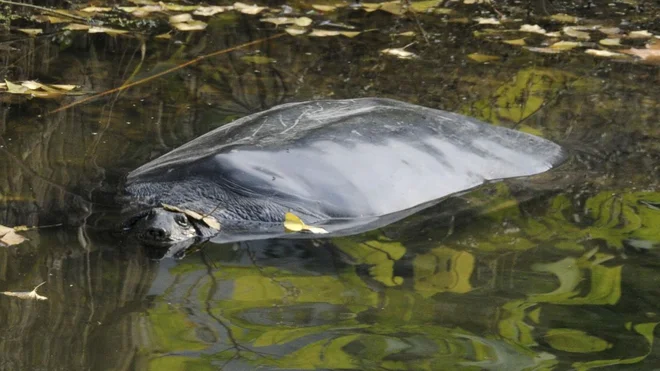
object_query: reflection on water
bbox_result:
[1,2,659,370]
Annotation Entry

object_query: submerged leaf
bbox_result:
[1,282,47,301]
[283,212,328,234]
[550,13,578,23]
[628,30,653,39]
[585,49,627,58]
[545,329,611,353]
[503,38,526,46]
[550,41,581,50]
[467,53,500,62]
[380,47,417,59]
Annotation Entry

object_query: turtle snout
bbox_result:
[146,226,170,241]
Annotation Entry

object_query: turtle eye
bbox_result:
[175,214,189,227]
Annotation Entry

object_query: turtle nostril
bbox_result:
[146,227,169,241]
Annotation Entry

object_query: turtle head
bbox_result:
[127,208,197,246]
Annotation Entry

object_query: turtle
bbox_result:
[120,98,566,257]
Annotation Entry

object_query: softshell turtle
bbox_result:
[121,98,565,256]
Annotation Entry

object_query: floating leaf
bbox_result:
[161,204,220,230]
[621,48,660,62]
[409,0,442,13]
[241,55,276,64]
[81,6,112,13]
[294,17,313,27]
[550,41,580,50]
[17,29,43,36]
[308,29,360,38]
[379,1,405,15]
[193,6,230,16]
[283,212,328,234]
[526,46,562,54]
[172,20,208,31]
[154,32,172,40]
[0,224,28,246]
[285,27,307,36]
[169,13,193,24]
[233,2,267,15]
[520,24,547,35]
[628,30,653,39]
[397,31,416,37]
[550,13,578,23]
[585,49,626,58]
[380,47,417,59]
[88,26,129,35]
[599,38,621,46]
[475,17,500,25]
[563,26,590,40]
[312,4,336,12]
[32,15,69,24]
[4,80,29,94]
[599,27,621,36]
[503,38,526,46]
[63,23,91,31]
[1,282,47,301]
[467,53,500,62]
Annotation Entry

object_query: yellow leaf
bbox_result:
[171,21,208,31]
[50,84,79,91]
[467,53,500,62]
[475,17,500,25]
[63,23,90,31]
[0,224,28,246]
[312,4,336,12]
[1,282,47,301]
[4,80,28,94]
[155,32,172,39]
[550,40,580,50]
[285,27,307,36]
[21,80,43,90]
[397,31,416,37]
[202,216,221,230]
[294,17,313,27]
[520,24,547,35]
[233,2,267,15]
[379,1,404,15]
[309,29,340,37]
[81,6,112,12]
[599,38,621,46]
[409,0,442,13]
[169,13,193,24]
[193,6,230,16]
[88,26,129,35]
[628,30,653,39]
[503,38,526,46]
[17,29,43,36]
[283,212,328,234]
[585,49,627,58]
[380,47,417,59]
[550,13,578,23]
[545,329,611,353]
[563,26,590,40]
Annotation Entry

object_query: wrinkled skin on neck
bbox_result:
[122,207,217,258]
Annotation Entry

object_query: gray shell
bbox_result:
[126,98,565,242]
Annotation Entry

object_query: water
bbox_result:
[0,1,658,370]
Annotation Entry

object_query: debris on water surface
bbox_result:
[467,53,500,63]
[283,212,328,234]
[161,204,221,230]
[1,282,47,301]
[1,80,82,98]
[0,224,28,247]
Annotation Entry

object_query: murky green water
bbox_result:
[1,1,659,370]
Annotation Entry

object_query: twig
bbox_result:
[49,33,287,114]
[0,0,90,23]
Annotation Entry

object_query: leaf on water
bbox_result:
[397,31,416,37]
[599,27,621,36]
[81,6,112,13]
[380,47,417,59]
[171,20,208,31]
[503,38,526,46]
[241,55,276,64]
[628,30,653,39]
[378,1,405,15]
[526,46,562,54]
[233,2,267,15]
[63,23,91,31]
[283,212,328,234]
[1,282,47,301]
[294,17,313,27]
[464,0,491,3]
[409,0,443,13]
[162,4,199,11]
[88,27,129,35]
[563,26,590,40]
[599,38,621,46]
[475,17,500,25]
[550,13,578,23]
[520,24,548,35]
[193,6,231,16]
[4,80,29,94]
[467,53,500,62]
[308,29,360,38]
[160,204,220,230]
[0,224,28,247]
[550,40,581,50]
[32,15,69,24]
[312,4,337,12]
[284,27,307,36]
[17,29,43,36]
[621,48,660,62]
[585,49,627,58]
[169,13,193,24]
